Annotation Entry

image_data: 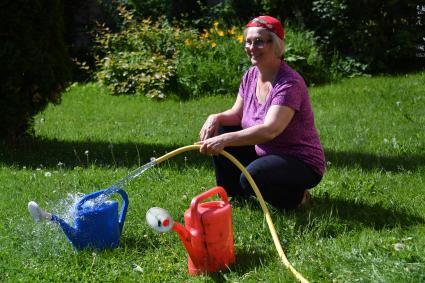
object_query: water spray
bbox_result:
[101,159,157,197]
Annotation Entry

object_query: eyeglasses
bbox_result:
[244,38,273,49]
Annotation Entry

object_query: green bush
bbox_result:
[126,0,423,74]
[176,22,331,96]
[94,7,185,98]
[308,0,422,72]
[329,54,369,81]
[175,22,249,97]
[0,0,71,142]
[94,11,338,98]
[284,26,328,85]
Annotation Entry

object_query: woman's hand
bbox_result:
[196,135,226,155]
[199,114,220,141]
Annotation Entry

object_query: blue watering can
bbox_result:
[28,188,129,251]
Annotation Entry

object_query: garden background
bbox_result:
[1,0,424,282]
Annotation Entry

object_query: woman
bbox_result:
[197,16,325,209]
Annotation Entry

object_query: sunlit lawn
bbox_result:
[0,71,424,282]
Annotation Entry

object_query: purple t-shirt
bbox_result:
[238,62,326,176]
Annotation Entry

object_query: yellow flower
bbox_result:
[236,34,244,43]
[228,26,236,35]
[184,39,192,46]
[217,30,224,37]
[200,29,209,39]
[213,21,219,29]
[211,42,217,48]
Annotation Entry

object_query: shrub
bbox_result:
[176,22,331,96]
[306,0,423,72]
[284,26,328,85]
[94,7,185,98]
[174,22,249,97]
[94,12,338,98]
[0,0,71,142]
[329,54,369,81]
[126,0,423,74]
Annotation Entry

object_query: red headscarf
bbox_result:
[246,16,284,40]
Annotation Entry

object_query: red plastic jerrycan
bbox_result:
[173,186,235,275]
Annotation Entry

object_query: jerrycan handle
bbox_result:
[190,186,229,229]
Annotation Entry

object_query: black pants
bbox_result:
[213,126,322,209]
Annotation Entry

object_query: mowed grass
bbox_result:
[0,71,424,282]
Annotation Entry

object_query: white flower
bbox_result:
[393,243,404,251]
[132,263,144,273]
[391,137,399,148]
[44,172,52,177]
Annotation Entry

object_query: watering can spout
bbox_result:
[146,207,203,269]
[51,215,80,246]
[172,222,200,264]
[28,201,79,246]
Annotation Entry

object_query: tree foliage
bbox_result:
[129,0,424,73]
[0,0,71,142]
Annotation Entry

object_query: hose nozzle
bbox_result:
[146,207,174,233]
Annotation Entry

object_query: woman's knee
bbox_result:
[239,164,263,195]
[238,157,307,209]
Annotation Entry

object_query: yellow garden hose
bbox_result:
[154,145,309,283]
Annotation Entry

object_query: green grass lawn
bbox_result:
[1,71,424,282]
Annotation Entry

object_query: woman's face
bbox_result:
[244,27,275,67]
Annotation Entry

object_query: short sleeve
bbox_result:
[270,81,302,112]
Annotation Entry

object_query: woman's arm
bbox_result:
[199,96,244,141]
[198,104,295,155]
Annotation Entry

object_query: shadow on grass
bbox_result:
[123,234,268,282]
[229,194,424,237]
[0,137,209,169]
[293,195,425,237]
[325,149,425,172]
[207,248,269,282]
[1,138,424,172]
[121,233,163,254]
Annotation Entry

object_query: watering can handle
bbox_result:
[190,186,229,223]
[75,189,108,209]
[192,186,229,204]
[115,188,129,234]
